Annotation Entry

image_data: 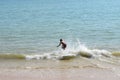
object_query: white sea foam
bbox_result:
[25,40,112,60]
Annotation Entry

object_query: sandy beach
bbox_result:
[0,67,120,80]
[0,56,120,80]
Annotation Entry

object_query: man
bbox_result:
[57,39,67,50]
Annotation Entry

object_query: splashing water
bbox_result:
[26,40,112,60]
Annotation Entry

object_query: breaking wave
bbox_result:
[0,40,119,60]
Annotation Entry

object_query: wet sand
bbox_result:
[0,57,120,80]
[0,68,120,80]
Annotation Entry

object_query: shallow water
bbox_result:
[0,0,120,54]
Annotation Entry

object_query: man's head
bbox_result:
[60,39,62,42]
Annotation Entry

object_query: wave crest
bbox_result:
[26,40,112,60]
[0,40,118,60]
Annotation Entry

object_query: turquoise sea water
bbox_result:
[0,0,120,55]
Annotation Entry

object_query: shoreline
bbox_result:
[0,68,120,80]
